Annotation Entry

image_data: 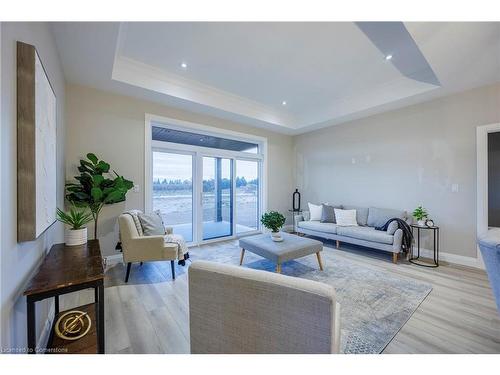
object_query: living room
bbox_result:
[1,1,500,372]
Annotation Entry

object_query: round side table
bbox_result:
[409,224,439,268]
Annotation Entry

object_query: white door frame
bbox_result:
[151,147,197,246]
[0,22,3,327]
[476,123,500,266]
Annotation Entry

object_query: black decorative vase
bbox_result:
[292,189,301,212]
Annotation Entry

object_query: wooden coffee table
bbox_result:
[238,232,324,273]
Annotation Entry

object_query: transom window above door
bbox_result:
[152,126,259,153]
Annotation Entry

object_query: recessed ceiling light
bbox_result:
[282,101,287,106]
[385,54,393,60]
[181,62,188,69]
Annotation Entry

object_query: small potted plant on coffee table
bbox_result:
[57,207,93,246]
[261,211,286,242]
[413,205,428,227]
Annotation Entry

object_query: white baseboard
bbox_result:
[414,247,484,269]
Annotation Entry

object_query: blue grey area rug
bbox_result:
[190,241,432,354]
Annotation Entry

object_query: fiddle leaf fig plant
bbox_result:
[65,153,134,239]
[261,211,286,233]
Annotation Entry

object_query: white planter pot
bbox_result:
[417,220,426,227]
[271,231,283,242]
[65,228,88,246]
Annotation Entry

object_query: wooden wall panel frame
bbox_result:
[17,41,37,241]
[17,41,57,242]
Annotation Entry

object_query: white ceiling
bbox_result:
[51,22,500,135]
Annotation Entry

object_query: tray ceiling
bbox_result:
[52,22,500,134]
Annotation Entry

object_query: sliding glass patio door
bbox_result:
[149,121,264,244]
[202,156,233,240]
[152,151,194,242]
[235,159,259,233]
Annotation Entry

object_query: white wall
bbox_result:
[0,20,3,350]
[294,83,500,260]
[1,23,66,350]
[65,84,295,257]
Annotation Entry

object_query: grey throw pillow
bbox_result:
[321,204,341,223]
[138,212,165,236]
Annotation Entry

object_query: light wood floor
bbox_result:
[60,239,500,354]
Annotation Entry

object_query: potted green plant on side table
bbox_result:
[57,207,93,246]
[413,205,428,227]
[261,211,286,242]
[65,153,134,239]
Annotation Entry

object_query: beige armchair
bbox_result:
[189,260,341,353]
[118,213,178,282]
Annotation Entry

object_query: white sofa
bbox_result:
[295,206,411,263]
[189,260,341,353]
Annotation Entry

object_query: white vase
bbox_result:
[417,220,426,227]
[271,231,283,242]
[65,228,88,246]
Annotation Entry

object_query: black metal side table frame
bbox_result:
[289,209,303,234]
[409,224,439,267]
[27,279,105,354]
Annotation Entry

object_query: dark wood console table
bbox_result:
[23,240,105,354]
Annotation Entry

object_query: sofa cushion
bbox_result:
[308,203,323,221]
[334,209,358,226]
[367,207,406,228]
[343,205,369,226]
[321,204,341,223]
[337,226,394,245]
[298,220,337,234]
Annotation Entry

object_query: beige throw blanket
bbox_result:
[165,233,188,261]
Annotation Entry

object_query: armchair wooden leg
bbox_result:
[336,240,340,249]
[125,262,132,283]
[170,260,175,280]
[392,253,398,264]
[140,262,143,266]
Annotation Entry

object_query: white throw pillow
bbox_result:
[334,209,358,226]
[308,202,323,221]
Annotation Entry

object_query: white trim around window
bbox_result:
[144,113,267,245]
[476,123,500,269]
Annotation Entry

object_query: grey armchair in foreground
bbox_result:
[188,260,341,353]
[477,229,500,313]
